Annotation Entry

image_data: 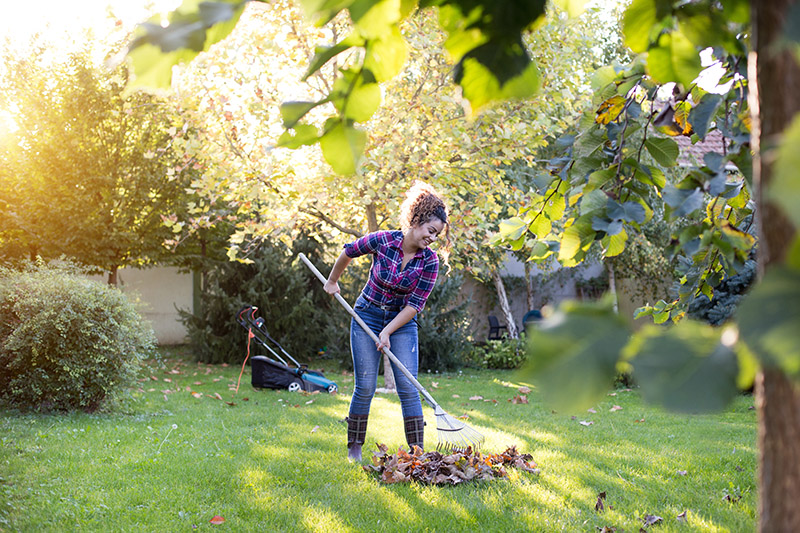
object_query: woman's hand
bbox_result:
[323,279,340,295]
[376,329,391,352]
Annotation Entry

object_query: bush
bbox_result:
[181,236,349,365]
[417,272,473,370]
[0,261,156,412]
[466,336,528,369]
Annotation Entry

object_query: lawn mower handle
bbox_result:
[298,253,439,409]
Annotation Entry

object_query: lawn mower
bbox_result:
[236,305,338,394]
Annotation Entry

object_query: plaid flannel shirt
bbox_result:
[344,230,439,312]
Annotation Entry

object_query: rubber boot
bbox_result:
[346,414,368,462]
[404,416,425,453]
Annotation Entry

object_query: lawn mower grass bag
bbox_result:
[236,305,338,394]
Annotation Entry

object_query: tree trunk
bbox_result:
[107,265,118,286]
[750,1,800,530]
[367,201,396,392]
[491,268,518,339]
[606,260,618,313]
[524,261,534,311]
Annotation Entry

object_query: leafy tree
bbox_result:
[129,0,800,529]
[0,38,194,283]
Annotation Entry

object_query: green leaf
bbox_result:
[602,228,628,257]
[579,189,608,215]
[558,216,595,263]
[277,124,319,149]
[528,215,552,239]
[280,101,323,129]
[127,44,198,91]
[770,111,800,228]
[788,235,800,270]
[497,217,527,242]
[647,31,704,89]
[303,34,363,81]
[319,120,366,175]
[364,25,409,81]
[737,267,800,381]
[349,0,403,39]
[644,137,679,167]
[688,94,723,140]
[629,321,739,413]
[519,297,630,411]
[456,52,540,112]
[623,0,658,54]
[664,185,704,217]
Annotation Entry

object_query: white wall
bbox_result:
[89,266,192,345]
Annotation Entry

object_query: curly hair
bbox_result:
[400,181,452,266]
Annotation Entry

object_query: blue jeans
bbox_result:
[349,295,423,418]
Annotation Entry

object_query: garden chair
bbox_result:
[487,315,508,340]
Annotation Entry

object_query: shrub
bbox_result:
[417,272,473,371]
[0,261,156,412]
[181,236,349,365]
[467,336,528,369]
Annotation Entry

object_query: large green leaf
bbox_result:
[455,43,541,111]
[663,184,704,217]
[127,0,245,89]
[281,101,323,129]
[602,228,628,257]
[623,0,659,53]
[647,31,704,88]
[770,111,800,227]
[319,120,367,175]
[644,137,679,167]
[552,0,588,17]
[364,25,409,81]
[558,216,595,263]
[688,94,723,140]
[737,267,800,381]
[303,33,364,81]
[349,0,403,39]
[519,297,630,411]
[629,321,740,413]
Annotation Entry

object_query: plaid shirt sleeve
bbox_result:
[406,250,439,312]
[343,232,383,258]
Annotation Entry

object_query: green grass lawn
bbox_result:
[1,346,757,532]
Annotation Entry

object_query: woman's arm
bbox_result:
[377,306,417,351]
[324,250,352,295]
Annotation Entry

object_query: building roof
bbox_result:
[673,129,727,167]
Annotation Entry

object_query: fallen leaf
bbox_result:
[163,378,172,383]
[225,401,236,406]
[608,392,617,396]
[634,418,645,423]
[150,376,158,381]
[484,399,498,404]
[587,408,598,414]
[305,400,314,405]
[191,392,203,399]
[311,425,319,433]
[209,515,225,525]
[214,393,223,401]
[469,395,484,401]
[510,395,528,404]
[610,405,623,412]
[169,369,181,374]
[677,470,687,476]
[193,381,203,386]
[452,394,460,398]
[431,382,439,388]
[457,414,470,420]
[677,510,687,522]
[518,386,531,394]
[579,420,594,426]
[595,491,606,512]
[643,514,662,526]
[571,416,577,420]
[597,527,617,533]
[213,378,221,382]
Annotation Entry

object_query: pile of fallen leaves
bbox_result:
[364,444,540,485]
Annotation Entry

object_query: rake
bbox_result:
[299,253,485,452]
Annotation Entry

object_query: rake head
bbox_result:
[433,406,485,452]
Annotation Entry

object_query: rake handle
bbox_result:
[298,253,439,408]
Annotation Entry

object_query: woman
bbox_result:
[324,181,451,461]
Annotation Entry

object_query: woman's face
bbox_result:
[409,217,445,249]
